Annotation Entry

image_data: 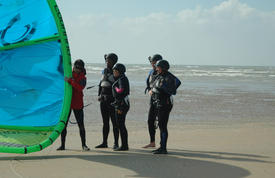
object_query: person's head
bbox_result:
[73,59,85,73]
[148,54,162,69]
[112,63,126,78]
[105,53,118,69]
[156,60,169,74]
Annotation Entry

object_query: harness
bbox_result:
[100,69,115,88]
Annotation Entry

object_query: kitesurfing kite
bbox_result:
[0,0,72,154]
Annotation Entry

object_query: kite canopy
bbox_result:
[0,0,72,154]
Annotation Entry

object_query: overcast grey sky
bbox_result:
[57,0,275,66]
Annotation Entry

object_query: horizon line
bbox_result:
[83,62,275,68]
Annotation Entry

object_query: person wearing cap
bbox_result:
[57,59,90,151]
[143,54,163,148]
[150,60,181,154]
[95,53,120,149]
[111,63,130,151]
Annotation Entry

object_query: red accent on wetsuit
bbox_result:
[67,71,86,109]
[115,87,124,94]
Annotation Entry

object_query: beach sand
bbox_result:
[1,121,275,178]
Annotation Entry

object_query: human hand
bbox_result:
[64,77,70,82]
[117,109,123,115]
[98,96,102,102]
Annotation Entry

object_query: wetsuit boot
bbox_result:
[154,132,168,154]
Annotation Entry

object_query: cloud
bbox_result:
[63,0,275,66]
[212,0,254,17]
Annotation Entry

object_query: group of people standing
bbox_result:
[57,53,181,154]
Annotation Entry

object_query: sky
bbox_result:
[56,0,275,66]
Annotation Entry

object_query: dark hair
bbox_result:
[74,59,86,74]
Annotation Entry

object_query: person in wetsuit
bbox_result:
[150,60,181,154]
[112,63,130,151]
[95,53,120,149]
[57,59,90,151]
[143,54,163,148]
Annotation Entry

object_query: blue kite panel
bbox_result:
[0,41,64,127]
[0,0,57,47]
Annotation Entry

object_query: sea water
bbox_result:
[83,64,275,124]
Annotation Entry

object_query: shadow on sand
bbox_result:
[1,148,273,178]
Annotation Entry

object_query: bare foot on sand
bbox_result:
[142,142,155,148]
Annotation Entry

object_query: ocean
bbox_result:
[81,64,275,125]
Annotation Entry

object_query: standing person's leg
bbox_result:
[57,110,71,150]
[154,105,172,154]
[109,104,119,149]
[143,103,157,148]
[96,101,110,148]
[74,109,90,151]
[114,109,129,151]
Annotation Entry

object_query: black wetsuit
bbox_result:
[112,74,130,148]
[151,72,176,151]
[146,69,159,143]
[98,68,119,146]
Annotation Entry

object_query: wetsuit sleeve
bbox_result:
[98,69,105,96]
[98,82,102,96]
[115,77,129,100]
[147,70,155,88]
[146,73,150,88]
[68,78,86,92]
[145,70,153,94]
